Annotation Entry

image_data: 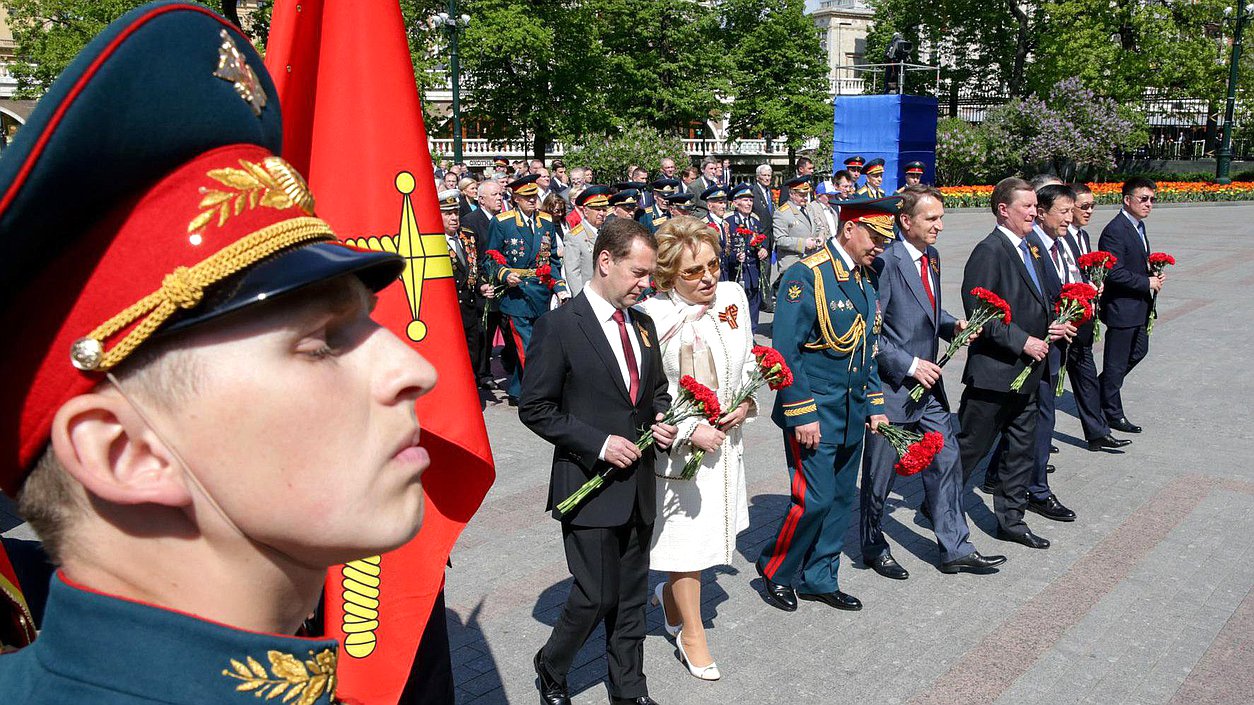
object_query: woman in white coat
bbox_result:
[636,216,755,681]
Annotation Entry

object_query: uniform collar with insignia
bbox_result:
[19,574,341,705]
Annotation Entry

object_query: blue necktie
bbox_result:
[1137,222,1148,253]
[1019,240,1042,294]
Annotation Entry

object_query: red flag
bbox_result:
[265,3,495,702]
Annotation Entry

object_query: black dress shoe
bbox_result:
[1088,434,1132,451]
[755,563,797,612]
[1026,494,1076,522]
[867,554,909,580]
[940,551,1007,574]
[1046,464,1056,474]
[534,650,571,705]
[797,590,863,611]
[978,481,998,495]
[1109,417,1142,433]
[995,528,1050,549]
[611,697,660,705]
[507,396,520,407]
[1049,444,1059,454]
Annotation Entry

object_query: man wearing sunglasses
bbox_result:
[1097,177,1164,435]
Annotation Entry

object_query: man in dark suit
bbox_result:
[440,190,488,388]
[1064,183,1132,452]
[751,164,776,310]
[1098,176,1165,434]
[861,186,1006,577]
[985,184,1080,523]
[955,178,1076,549]
[520,218,677,705]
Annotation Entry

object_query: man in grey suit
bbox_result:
[772,176,825,285]
[564,186,611,295]
[861,186,1007,577]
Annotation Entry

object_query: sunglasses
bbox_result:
[678,260,721,281]
[1076,202,1095,211]
[1133,195,1156,204]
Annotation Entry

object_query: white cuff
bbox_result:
[597,437,609,462]
[907,356,920,377]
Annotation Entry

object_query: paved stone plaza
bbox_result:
[3,203,1250,705]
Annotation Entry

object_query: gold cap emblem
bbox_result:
[213,29,267,117]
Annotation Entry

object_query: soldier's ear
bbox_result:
[50,392,193,509]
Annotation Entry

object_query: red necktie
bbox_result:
[919,254,936,310]
[612,309,640,403]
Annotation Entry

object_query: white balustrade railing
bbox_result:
[426,137,818,161]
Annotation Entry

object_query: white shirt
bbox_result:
[1121,209,1149,252]
[585,285,644,461]
[900,239,935,377]
[444,229,466,265]
[997,225,1034,272]
[830,234,856,271]
[1066,224,1090,255]
[1034,224,1079,283]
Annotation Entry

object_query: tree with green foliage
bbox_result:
[721,0,830,170]
[457,0,609,158]
[563,125,689,184]
[591,0,731,136]
[4,0,152,98]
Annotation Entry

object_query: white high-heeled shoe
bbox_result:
[650,582,682,637]
[676,633,721,681]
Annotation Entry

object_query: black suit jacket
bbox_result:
[750,182,775,252]
[1097,211,1152,328]
[1029,229,1067,376]
[462,207,493,260]
[960,229,1052,392]
[519,292,671,527]
[1061,229,1095,346]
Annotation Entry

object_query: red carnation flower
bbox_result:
[1077,251,1116,271]
[750,233,766,247]
[1148,252,1176,268]
[486,249,507,265]
[971,287,1012,324]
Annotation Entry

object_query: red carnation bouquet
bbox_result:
[1010,282,1098,392]
[556,375,720,515]
[876,424,945,476]
[486,249,507,266]
[535,263,557,290]
[908,287,1011,401]
[1147,252,1176,336]
[749,232,766,248]
[677,346,794,480]
[1077,250,1116,341]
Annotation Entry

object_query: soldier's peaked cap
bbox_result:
[0,1,404,491]
[837,195,901,239]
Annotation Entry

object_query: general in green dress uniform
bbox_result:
[755,197,898,613]
[856,158,887,198]
[483,173,570,402]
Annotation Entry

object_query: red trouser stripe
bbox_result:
[764,435,808,579]
[509,319,527,369]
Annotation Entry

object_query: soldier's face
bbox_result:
[905,175,920,186]
[516,193,539,215]
[848,167,861,179]
[442,209,460,234]
[154,277,435,565]
[582,204,608,228]
[868,173,883,188]
[707,199,727,217]
[842,222,888,266]
[836,179,854,197]
[734,195,754,214]
[789,189,808,206]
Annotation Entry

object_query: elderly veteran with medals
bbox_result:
[635,217,756,682]
[754,197,894,614]
[856,158,887,198]
[640,178,680,234]
[483,173,571,405]
[725,183,768,328]
[0,4,436,702]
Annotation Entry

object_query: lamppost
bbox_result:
[433,1,470,165]
[1217,2,1252,184]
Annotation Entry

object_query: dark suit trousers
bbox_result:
[957,386,1037,535]
[860,395,975,564]
[1066,342,1108,440]
[987,371,1056,502]
[542,517,651,699]
[1099,324,1150,421]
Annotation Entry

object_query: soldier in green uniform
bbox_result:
[639,177,680,234]
[0,4,436,702]
[843,156,866,189]
[483,174,570,405]
[856,158,887,198]
[896,161,926,193]
[754,197,897,614]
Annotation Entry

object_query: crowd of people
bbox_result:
[434,154,1166,705]
[0,5,1170,705]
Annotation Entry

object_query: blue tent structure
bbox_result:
[832,95,938,192]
